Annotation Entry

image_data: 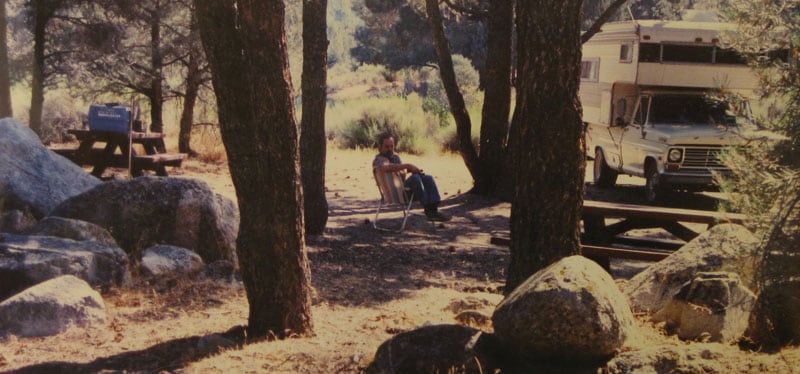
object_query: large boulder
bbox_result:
[140,244,205,277]
[50,176,239,263]
[657,272,756,343]
[623,223,759,314]
[23,216,118,246]
[366,324,501,374]
[0,275,106,337]
[0,118,101,218]
[492,255,637,362]
[0,233,130,301]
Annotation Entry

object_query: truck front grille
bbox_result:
[679,145,728,169]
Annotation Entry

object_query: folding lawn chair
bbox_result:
[373,169,419,232]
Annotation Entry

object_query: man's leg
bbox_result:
[404,173,428,206]
[405,174,450,221]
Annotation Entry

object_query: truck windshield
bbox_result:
[648,96,738,126]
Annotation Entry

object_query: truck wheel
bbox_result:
[593,148,618,188]
[645,162,666,203]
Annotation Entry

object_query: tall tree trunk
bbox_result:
[195,0,313,338]
[425,0,479,179]
[505,0,586,293]
[0,0,12,118]
[149,6,164,135]
[300,0,329,237]
[474,0,513,197]
[178,11,203,157]
[29,2,49,137]
[178,49,199,156]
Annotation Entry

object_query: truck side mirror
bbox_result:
[614,117,627,127]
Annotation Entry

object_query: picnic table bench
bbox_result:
[52,129,186,178]
[490,199,748,268]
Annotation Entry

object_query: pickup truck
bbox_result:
[588,89,753,202]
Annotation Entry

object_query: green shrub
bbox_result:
[41,93,85,144]
[440,105,482,153]
[334,95,440,155]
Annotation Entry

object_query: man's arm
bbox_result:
[374,156,423,174]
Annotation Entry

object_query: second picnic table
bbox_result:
[491,199,748,268]
[53,129,187,178]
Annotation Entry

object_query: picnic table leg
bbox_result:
[582,214,612,271]
[90,141,118,177]
[155,165,169,177]
[582,214,609,244]
[660,221,700,242]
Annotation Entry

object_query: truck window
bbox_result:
[648,96,736,125]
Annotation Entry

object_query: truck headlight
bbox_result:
[668,148,683,162]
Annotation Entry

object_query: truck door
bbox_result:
[620,95,651,175]
[603,96,634,170]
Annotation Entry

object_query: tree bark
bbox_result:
[178,13,202,157]
[505,0,586,293]
[149,4,164,135]
[195,0,313,338]
[178,47,200,156]
[29,1,53,137]
[300,0,329,237]
[425,0,479,179]
[474,0,513,197]
[0,0,12,118]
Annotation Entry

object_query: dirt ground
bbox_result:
[1,148,798,373]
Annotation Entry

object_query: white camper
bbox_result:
[581,19,762,202]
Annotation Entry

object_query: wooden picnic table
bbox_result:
[490,199,748,269]
[582,199,747,243]
[52,129,186,178]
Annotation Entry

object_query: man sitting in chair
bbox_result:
[373,134,451,222]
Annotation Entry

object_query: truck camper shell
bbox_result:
[581,19,763,202]
[581,19,758,127]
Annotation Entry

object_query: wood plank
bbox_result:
[489,236,671,262]
[68,129,165,140]
[133,153,187,166]
[583,199,746,224]
[581,244,670,261]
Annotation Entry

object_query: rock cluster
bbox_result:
[367,224,780,372]
[0,118,240,338]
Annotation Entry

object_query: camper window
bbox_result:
[581,59,599,81]
[663,44,713,63]
[639,43,661,62]
[715,47,747,64]
[620,43,633,63]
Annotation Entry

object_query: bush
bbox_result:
[334,95,440,155]
[440,106,482,153]
[41,93,85,144]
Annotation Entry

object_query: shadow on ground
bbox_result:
[10,327,248,373]
[308,193,511,307]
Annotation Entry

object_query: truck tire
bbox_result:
[645,161,666,203]
[594,148,618,188]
